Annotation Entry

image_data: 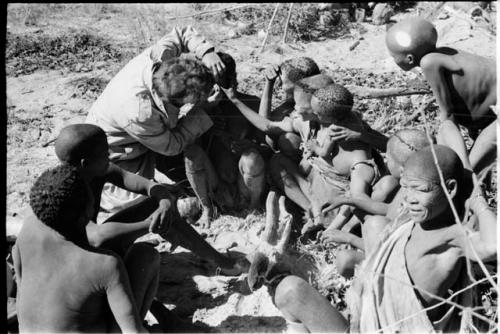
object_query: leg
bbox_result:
[269,154,312,213]
[362,215,390,255]
[184,144,217,229]
[274,276,349,333]
[238,148,266,208]
[335,250,364,279]
[469,121,497,177]
[123,243,160,319]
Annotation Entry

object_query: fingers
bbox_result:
[321,204,336,215]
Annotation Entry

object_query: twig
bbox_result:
[346,85,431,99]
[260,3,280,53]
[41,137,56,148]
[282,3,294,44]
[418,108,497,289]
[164,4,258,21]
[402,97,435,126]
[349,37,363,51]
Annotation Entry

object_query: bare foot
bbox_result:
[196,206,213,229]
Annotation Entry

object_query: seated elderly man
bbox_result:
[86,25,227,228]
[273,145,495,333]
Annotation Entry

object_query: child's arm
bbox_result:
[323,196,390,217]
[320,228,364,250]
[420,53,473,171]
[105,256,147,333]
[306,136,337,158]
[11,243,21,285]
[222,87,294,135]
[328,122,389,152]
[258,64,280,119]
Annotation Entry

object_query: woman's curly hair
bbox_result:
[29,164,88,233]
[152,57,214,105]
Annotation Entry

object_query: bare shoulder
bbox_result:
[420,52,450,71]
[81,247,124,284]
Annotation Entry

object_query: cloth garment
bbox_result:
[86,26,215,215]
[346,220,473,333]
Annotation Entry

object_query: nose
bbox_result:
[403,189,418,205]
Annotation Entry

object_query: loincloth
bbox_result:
[346,220,473,333]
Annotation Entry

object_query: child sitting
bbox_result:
[13,164,157,332]
[386,17,497,179]
[54,123,245,274]
[320,129,429,278]
[273,145,494,333]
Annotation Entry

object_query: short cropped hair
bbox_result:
[29,164,88,234]
[152,57,214,104]
[216,51,237,89]
[55,124,108,164]
[281,57,320,83]
[311,84,353,119]
[294,74,334,95]
[387,129,430,165]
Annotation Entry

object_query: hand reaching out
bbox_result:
[202,51,226,81]
[263,64,280,82]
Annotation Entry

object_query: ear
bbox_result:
[406,54,415,66]
[445,179,458,199]
[80,158,87,169]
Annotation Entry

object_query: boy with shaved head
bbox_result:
[53,123,245,274]
[273,145,495,332]
[386,17,497,179]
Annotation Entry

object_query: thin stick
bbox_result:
[402,97,435,126]
[346,85,431,99]
[164,4,258,21]
[260,3,280,53]
[419,109,497,289]
[282,3,294,44]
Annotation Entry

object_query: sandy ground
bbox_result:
[6,3,496,332]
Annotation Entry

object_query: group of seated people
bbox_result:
[9,16,497,333]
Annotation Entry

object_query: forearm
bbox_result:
[231,97,285,135]
[348,234,365,250]
[87,220,150,249]
[360,128,388,152]
[259,80,275,119]
[438,120,473,170]
[349,197,389,216]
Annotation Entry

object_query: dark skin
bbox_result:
[13,209,151,333]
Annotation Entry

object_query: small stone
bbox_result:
[257,29,266,40]
[227,29,239,39]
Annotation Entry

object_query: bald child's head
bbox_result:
[386,129,430,178]
[310,84,353,125]
[386,17,437,70]
[55,124,110,178]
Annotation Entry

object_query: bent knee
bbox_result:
[127,243,160,269]
[184,144,208,172]
[275,275,310,308]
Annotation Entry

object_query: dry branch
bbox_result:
[164,4,259,21]
[346,85,431,99]
[260,3,281,53]
[282,3,294,44]
[402,97,435,126]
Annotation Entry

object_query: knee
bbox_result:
[335,251,359,279]
[184,144,207,172]
[274,275,310,309]
[277,133,302,160]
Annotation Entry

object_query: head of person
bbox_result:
[29,164,92,240]
[310,84,354,126]
[152,57,214,110]
[385,17,437,71]
[386,129,430,178]
[215,51,237,89]
[400,145,465,224]
[55,124,109,179]
[293,74,334,118]
[280,57,320,100]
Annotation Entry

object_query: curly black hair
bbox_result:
[281,57,320,83]
[153,57,214,105]
[216,51,237,89]
[311,84,353,119]
[29,164,89,234]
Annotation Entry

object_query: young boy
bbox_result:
[13,164,156,332]
[203,52,268,210]
[320,129,430,278]
[273,145,495,333]
[54,123,244,274]
[386,17,497,178]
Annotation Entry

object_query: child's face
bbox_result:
[399,173,448,223]
[386,152,402,178]
[389,50,415,71]
[293,89,314,117]
[280,73,295,101]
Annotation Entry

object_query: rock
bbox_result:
[371,3,394,25]
[227,29,239,39]
[257,29,266,40]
